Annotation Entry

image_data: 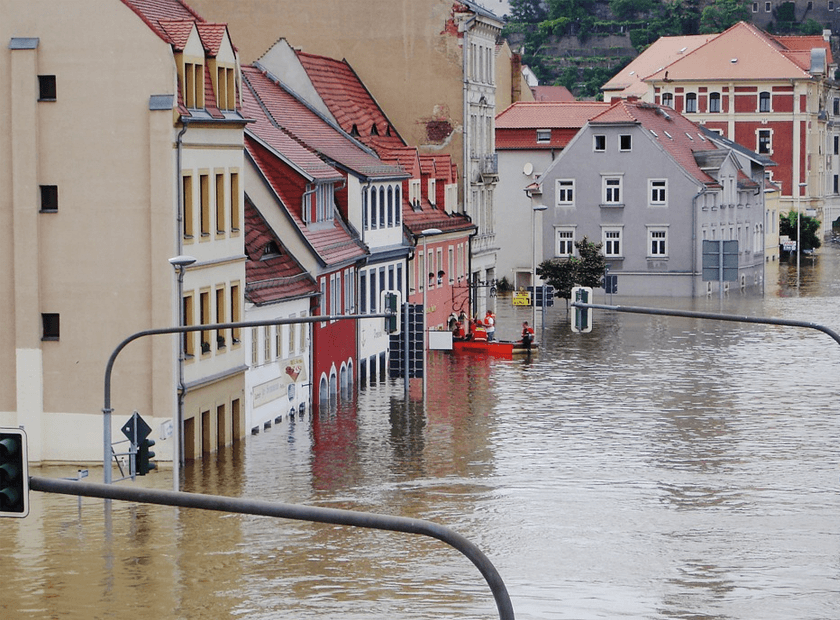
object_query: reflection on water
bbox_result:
[3,250,840,619]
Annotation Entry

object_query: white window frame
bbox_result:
[602,227,623,258]
[661,92,673,108]
[536,129,551,143]
[709,92,721,113]
[556,179,575,206]
[593,134,606,152]
[757,129,772,155]
[685,92,697,113]
[759,91,771,113]
[647,227,668,257]
[602,174,623,205]
[649,179,668,206]
[619,134,632,151]
[555,227,575,257]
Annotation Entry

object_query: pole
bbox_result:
[30,475,515,620]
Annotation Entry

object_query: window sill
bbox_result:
[599,203,625,208]
[41,336,59,342]
[39,209,58,214]
[604,256,625,261]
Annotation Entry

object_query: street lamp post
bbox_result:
[168,255,195,492]
[531,201,547,329]
[796,181,807,290]
[419,228,442,395]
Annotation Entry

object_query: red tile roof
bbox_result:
[243,65,404,181]
[644,22,827,83]
[295,50,407,152]
[196,23,227,56]
[531,85,576,102]
[246,136,368,268]
[589,100,721,186]
[120,0,204,45]
[244,198,319,305]
[496,101,610,129]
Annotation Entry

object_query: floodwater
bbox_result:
[3,249,840,619]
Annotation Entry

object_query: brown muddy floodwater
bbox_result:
[3,248,840,619]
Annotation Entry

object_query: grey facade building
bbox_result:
[536,100,768,297]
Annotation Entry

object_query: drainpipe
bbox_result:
[462,16,476,224]
[175,119,190,489]
[691,185,708,298]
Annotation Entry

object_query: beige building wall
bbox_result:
[1,0,246,464]
[190,0,469,186]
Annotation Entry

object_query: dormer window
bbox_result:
[303,182,334,224]
[428,178,437,206]
[409,179,421,207]
[350,124,360,137]
[536,129,551,143]
[262,241,281,259]
[215,65,236,111]
[370,124,379,136]
[183,60,205,109]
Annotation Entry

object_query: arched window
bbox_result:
[370,188,377,229]
[395,186,401,225]
[709,92,721,113]
[362,187,368,230]
[379,187,386,227]
[387,187,394,227]
[759,91,771,112]
[661,92,673,108]
[685,92,697,113]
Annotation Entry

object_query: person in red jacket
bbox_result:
[521,321,534,350]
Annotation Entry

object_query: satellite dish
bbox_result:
[523,162,534,176]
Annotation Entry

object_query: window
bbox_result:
[685,92,697,113]
[215,172,225,234]
[199,173,210,237]
[42,313,60,341]
[765,1,771,10]
[215,287,226,350]
[369,188,377,229]
[536,129,551,143]
[835,174,839,194]
[830,0,834,9]
[230,172,240,232]
[251,328,258,365]
[752,2,758,11]
[183,61,204,109]
[603,229,622,257]
[556,179,575,205]
[409,179,421,206]
[230,284,241,344]
[200,291,210,354]
[304,182,334,224]
[428,178,436,205]
[182,175,194,239]
[216,66,236,111]
[661,92,673,108]
[834,135,838,155]
[40,185,58,212]
[387,187,394,227]
[619,134,632,151]
[758,129,771,154]
[709,92,721,113]
[38,75,56,101]
[555,228,575,256]
[183,294,195,357]
[360,271,367,313]
[379,187,386,227]
[362,188,369,230]
[395,186,402,224]
[759,91,771,113]
[289,315,296,354]
[594,135,606,151]
[649,179,667,206]
[264,326,271,361]
[834,98,839,116]
[648,228,668,257]
[602,176,623,205]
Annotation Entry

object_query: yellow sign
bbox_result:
[513,292,532,306]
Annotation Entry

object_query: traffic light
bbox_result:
[136,438,156,476]
[571,286,593,333]
[381,291,401,335]
[0,428,29,518]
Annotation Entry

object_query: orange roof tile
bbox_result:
[644,22,816,83]
[589,100,722,186]
[496,101,610,129]
[120,0,204,44]
[531,85,576,102]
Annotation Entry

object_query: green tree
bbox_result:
[508,0,548,22]
[536,237,607,303]
[699,0,750,33]
[780,211,822,253]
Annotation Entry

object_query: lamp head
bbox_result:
[169,255,197,269]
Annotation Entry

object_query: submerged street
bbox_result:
[3,250,840,619]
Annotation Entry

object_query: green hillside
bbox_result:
[504,0,827,99]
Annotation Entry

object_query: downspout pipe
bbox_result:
[691,185,708,298]
[174,118,190,489]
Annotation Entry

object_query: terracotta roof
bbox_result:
[243,65,404,180]
[496,101,610,129]
[244,198,319,305]
[196,23,228,56]
[531,85,576,102]
[602,33,717,97]
[589,100,722,186]
[402,200,476,237]
[157,19,194,50]
[644,22,821,83]
[295,50,407,152]
[246,137,368,268]
[120,0,204,44]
